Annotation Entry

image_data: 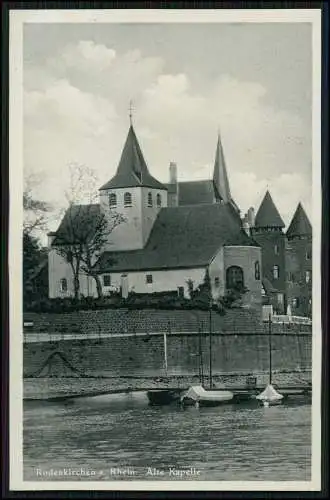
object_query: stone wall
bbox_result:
[23,309,312,379]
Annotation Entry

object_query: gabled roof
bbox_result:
[99,125,166,191]
[286,203,312,238]
[52,204,101,245]
[165,179,240,212]
[254,191,285,228]
[213,133,231,203]
[173,180,215,205]
[95,203,259,272]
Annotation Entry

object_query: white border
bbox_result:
[9,8,322,492]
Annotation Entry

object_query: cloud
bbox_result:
[23,39,312,235]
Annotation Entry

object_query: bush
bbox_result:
[24,288,244,315]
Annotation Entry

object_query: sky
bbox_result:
[23,22,313,236]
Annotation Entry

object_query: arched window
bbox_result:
[60,278,68,292]
[226,266,244,290]
[124,192,132,207]
[156,193,162,207]
[148,192,153,207]
[109,193,117,208]
[273,265,279,280]
[255,261,260,280]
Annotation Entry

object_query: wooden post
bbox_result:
[209,304,212,389]
[198,324,204,386]
[163,332,168,377]
[268,313,272,385]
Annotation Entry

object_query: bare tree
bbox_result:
[54,163,125,299]
[23,173,52,236]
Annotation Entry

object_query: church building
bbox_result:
[48,122,263,310]
[48,119,312,317]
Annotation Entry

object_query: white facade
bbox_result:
[101,267,205,298]
[48,246,98,298]
[99,186,168,251]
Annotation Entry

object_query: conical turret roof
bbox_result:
[254,191,285,228]
[213,132,231,204]
[286,202,312,237]
[100,125,166,191]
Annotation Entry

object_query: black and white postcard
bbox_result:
[8,7,322,492]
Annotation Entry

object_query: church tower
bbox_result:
[213,132,240,214]
[251,190,286,313]
[285,203,312,317]
[99,123,167,251]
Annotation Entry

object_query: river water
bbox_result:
[24,392,311,482]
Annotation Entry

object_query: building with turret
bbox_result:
[243,193,312,317]
[48,120,311,318]
[285,203,312,317]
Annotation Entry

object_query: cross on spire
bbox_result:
[129,100,133,125]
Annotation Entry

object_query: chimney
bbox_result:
[168,162,179,207]
[247,207,255,227]
[47,231,57,248]
[169,162,177,184]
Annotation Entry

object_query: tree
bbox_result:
[23,173,52,236]
[23,174,53,307]
[54,163,126,299]
[23,232,48,307]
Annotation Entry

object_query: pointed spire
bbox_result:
[213,131,231,203]
[286,202,312,238]
[254,191,285,228]
[99,124,166,191]
[129,100,133,126]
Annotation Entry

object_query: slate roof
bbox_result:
[165,180,240,212]
[95,203,259,272]
[52,204,101,245]
[99,125,166,191]
[175,180,215,205]
[286,203,312,238]
[254,191,285,228]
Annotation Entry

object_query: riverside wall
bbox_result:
[23,309,312,380]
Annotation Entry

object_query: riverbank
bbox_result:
[24,370,311,400]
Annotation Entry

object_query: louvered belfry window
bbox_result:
[109,193,117,208]
[124,192,132,207]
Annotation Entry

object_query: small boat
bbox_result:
[180,385,234,408]
[147,389,182,406]
[255,383,284,407]
[256,313,284,407]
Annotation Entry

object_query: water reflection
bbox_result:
[24,392,311,481]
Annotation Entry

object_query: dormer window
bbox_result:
[109,193,117,208]
[156,193,162,207]
[148,192,153,207]
[124,192,132,207]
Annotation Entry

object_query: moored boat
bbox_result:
[147,389,183,406]
[180,385,234,408]
[256,383,283,407]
